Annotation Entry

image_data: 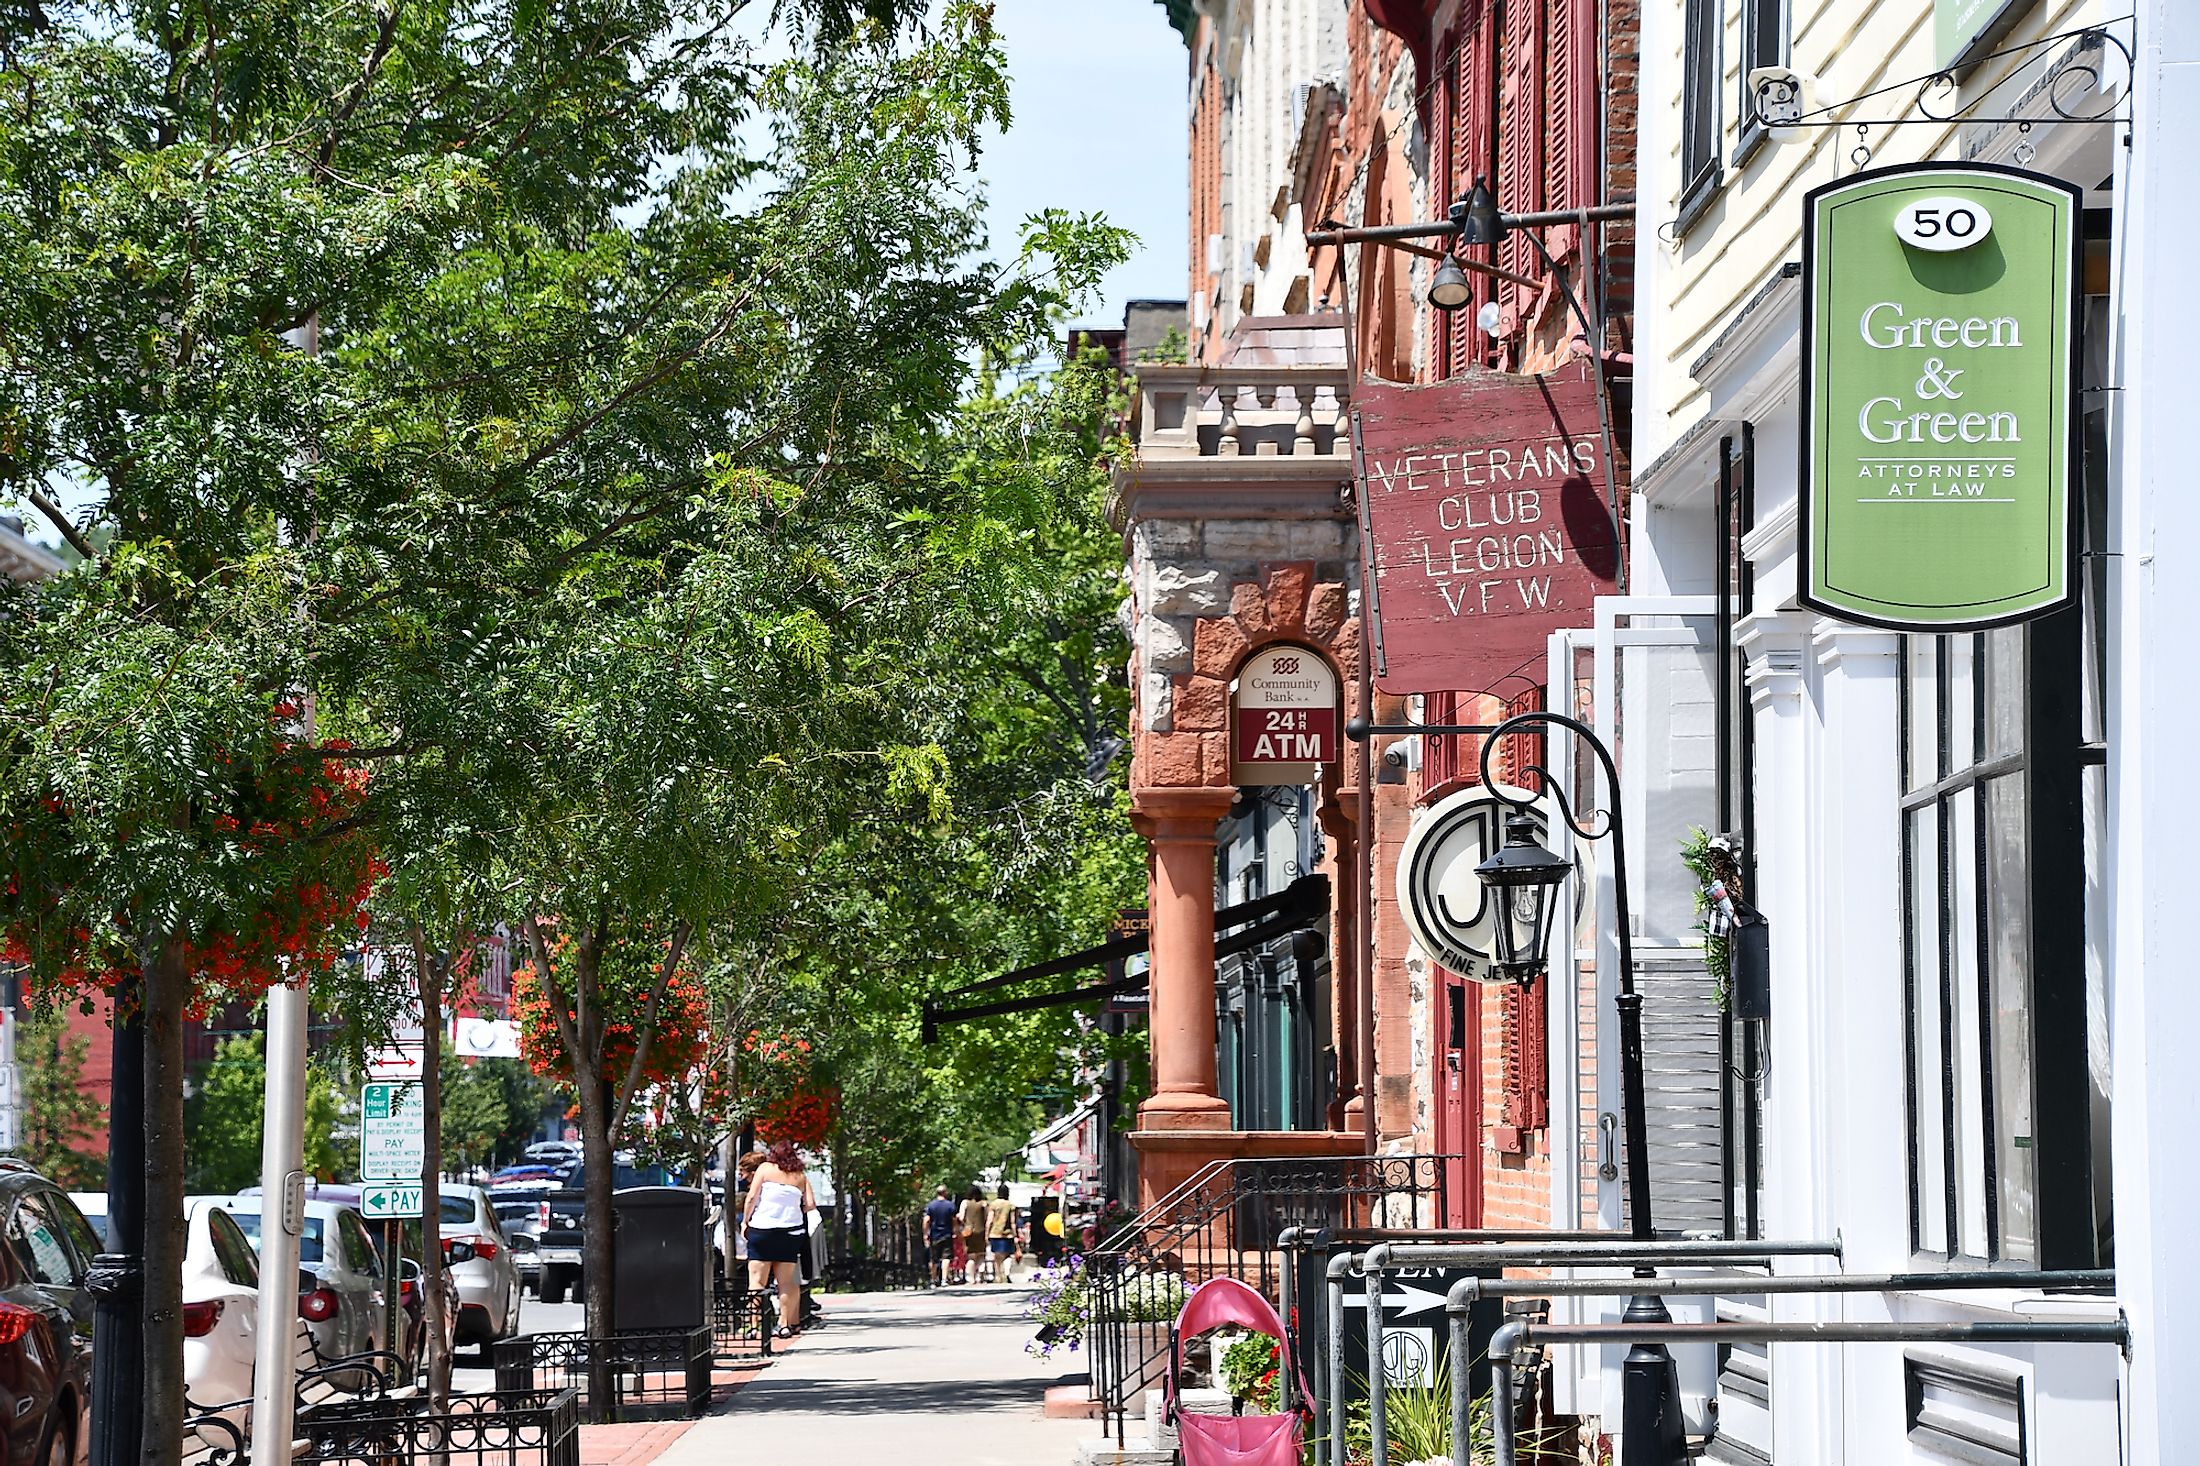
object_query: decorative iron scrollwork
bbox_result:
[1747,22,2132,139]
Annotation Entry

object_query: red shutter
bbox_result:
[1432,30,1460,378]
[1496,0,1546,332]
[1498,977,1551,1135]
[1455,0,1499,373]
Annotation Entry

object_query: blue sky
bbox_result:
[974,0,1189,331]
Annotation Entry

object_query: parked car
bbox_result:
[489,1184,558,1297]
[435,1186,520,1349]
[0,1162,99,1466]
[216,1197,388,1366]
[395,1255,460,1371]
[180,1200,304,1431]
[523,1141,580,1167]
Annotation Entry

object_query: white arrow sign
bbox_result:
[1344,1280,1452,1319]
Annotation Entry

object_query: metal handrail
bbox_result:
[1445,1269,2116,1466]
[1337,1237,1839,1466]
[1484,1311,2128,1466]
[1086,1154,1462,1446]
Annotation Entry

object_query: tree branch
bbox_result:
[24,484,94,561]
[523,912,584,1068]
[612,920,692,1131]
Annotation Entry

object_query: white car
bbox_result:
[180,1201,312,1432]
[219,1197,388,1366]
[437,1185,522,1348]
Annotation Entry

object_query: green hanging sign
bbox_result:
[1801,164,2081,631]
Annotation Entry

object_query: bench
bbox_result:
[182,1340,417,1466]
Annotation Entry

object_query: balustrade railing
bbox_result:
[1132,365,1355,460]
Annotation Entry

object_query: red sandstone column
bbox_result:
[1132,786,1235,1128]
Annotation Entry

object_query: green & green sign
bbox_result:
[1801,163,2080,630]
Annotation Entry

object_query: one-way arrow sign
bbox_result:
[1343,1280,1451,1318]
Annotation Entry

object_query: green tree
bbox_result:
[185,1034,343,1193]
[440,1053,518,1176]
[13,1003,107,1190]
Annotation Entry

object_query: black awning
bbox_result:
[921,873,1330,1042]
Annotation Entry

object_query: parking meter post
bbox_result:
[385,1219,404,1366]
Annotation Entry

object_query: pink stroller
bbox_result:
[1167,1277,1310,1466]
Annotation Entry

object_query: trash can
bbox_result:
[612,1187,709,1333]
[1028,1195,1063,1262]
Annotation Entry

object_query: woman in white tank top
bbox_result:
[741,1142,815,1337]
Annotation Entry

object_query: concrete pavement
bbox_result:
[656,1284,1094,1465]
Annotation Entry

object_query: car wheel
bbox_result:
[34,1412,69,1466]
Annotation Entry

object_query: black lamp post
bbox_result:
[1471,711,1687,1466]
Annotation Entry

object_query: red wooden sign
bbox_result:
[1352,363,1621,696]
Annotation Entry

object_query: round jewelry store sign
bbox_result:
[1801,163,2080,630]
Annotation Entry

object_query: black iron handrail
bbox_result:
[1083,1153,1463,1446]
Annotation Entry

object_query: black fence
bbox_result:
[711,1284,776,1361]
[295,1389,582,1466]
[1084,1153,1460,1444]
[492,1327,712,1422]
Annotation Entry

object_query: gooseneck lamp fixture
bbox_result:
[1473,711,1689,1466]
[1472,811,1571,980]
[1427,253,1474,312]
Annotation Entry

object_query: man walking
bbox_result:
[923,1185,959,1288]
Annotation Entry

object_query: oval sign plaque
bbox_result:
[1892,195,1993,251]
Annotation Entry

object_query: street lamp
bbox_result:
[1473,811,1570,980]
[1472,711,1687,1466]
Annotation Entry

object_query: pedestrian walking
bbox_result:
[743,1142,815,1339]
[957,1185,988,1283]
[923,1185,959,1287]
[985,1184,1018,1285]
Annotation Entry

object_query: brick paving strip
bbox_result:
[571,1324,809,1464]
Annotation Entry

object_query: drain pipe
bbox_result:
[1483,1315,2130,1466]
[1326,1254,1354,1466]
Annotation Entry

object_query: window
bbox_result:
[440,1197,477,1225]
[339,1212,381,1275]
[229,1210,328,1265]
[1736,0,1788,162]
[207,1209,261,1288]
[1678,0,1722,228]
[8,1195,82,1286]
[1901,614,2099,1266]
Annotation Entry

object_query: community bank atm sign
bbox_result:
[1802,163,2080,630]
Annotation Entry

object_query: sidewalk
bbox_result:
[655,1285,1093,1465]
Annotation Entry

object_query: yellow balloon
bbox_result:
[1043,1211,1064,1237]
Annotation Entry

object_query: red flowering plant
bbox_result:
[511,929,710,1090]
[1,702,384,1017]
[739,1029,838,1149]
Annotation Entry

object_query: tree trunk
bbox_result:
[570,926,615,1419]
[415,938,451,1407]
[575,1064,617,1420]
[140,938,189,1466]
